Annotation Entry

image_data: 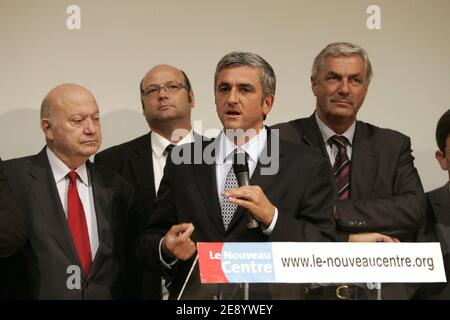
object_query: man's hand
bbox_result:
[162,223,196,260]
[349,232,400,242]
[222,186,275,226]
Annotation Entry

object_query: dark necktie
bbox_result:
[164,144,175,157]
[67,171,92,274]
[329,135,351,200]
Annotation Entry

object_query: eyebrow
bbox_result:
[218,82,255,88]
[326,71,362,78]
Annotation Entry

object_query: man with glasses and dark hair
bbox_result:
[273,42,426,299]
[95,64,199,299]
[138,52,336,300]
[413,109,450,299]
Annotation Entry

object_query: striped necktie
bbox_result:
[329,135,351,200]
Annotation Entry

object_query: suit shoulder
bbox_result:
[362,121,410,143]
[3,155,36,172]
[95,134,149,162]
[279,138,324,163]
[91,163,134,192]
[427,184,448,202]
[271,117,309,130]
[271,117,310,145]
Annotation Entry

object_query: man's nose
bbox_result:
[84,118,98,134]
[337,79,349,95]
[226,88,239,105]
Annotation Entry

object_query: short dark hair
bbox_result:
[436,109,450,153]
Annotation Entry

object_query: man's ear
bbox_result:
[435,150,448,171]
[41,118,54,141]
[189,90,195,108]
[311,76,319,97]
[262,94,274,118]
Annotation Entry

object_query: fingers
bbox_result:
[349,232,401,242]
[163,223,197,260]
[169,222,194,234]
[222,186,275,226]
[170,223,195,240]
[376,234,394,242]
[222,186,254,200]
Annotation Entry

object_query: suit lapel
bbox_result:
[28,149,79,264]
[194,141,224,236]
[300,114,330,160]
[350,121,376,199]
[131,133,156,198]
[86,161,112,277]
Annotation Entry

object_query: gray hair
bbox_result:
[214,51,276,97]
[311,42,373,85]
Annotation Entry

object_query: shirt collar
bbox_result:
[46,147,89,186]
[216,127,267,164]
[315,112,355,146]
[151,130,195,157]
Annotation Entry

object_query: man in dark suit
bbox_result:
[273,42,426,299]
[138,51,337,300]
[94,65,198,299]
[413,109,450,299]
[3,83,134,299]
[0,158,27,299]
[0,158,26,258]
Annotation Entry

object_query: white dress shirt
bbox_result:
[46,147,99,258]
[151,130,195,193]
[214,127,278,235]
[315,112,356,165]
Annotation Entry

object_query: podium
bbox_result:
[174,242,445,300]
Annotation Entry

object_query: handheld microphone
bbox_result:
[233,150,259,229]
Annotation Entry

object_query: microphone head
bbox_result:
[232,149,249,174]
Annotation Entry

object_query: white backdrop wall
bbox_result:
[0,0,449,191]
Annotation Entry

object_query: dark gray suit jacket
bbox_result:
[273,114,426,241]
[3,148,133,299]
[413,184,450,299]
[0,158,26,258]
[95,133,159,299]
[138,130,337,299]
[94,132,204,299]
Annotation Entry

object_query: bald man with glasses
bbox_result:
[95,64,202,299]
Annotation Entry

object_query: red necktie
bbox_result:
[67,171,92,274]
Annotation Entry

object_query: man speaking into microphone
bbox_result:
[138,52,336,300]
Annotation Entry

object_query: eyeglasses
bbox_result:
[141,82,189,98]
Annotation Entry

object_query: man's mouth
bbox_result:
[82,140,98,145]
[158,104,174,110]
[331,99,353,106]
[225,109,241,117]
